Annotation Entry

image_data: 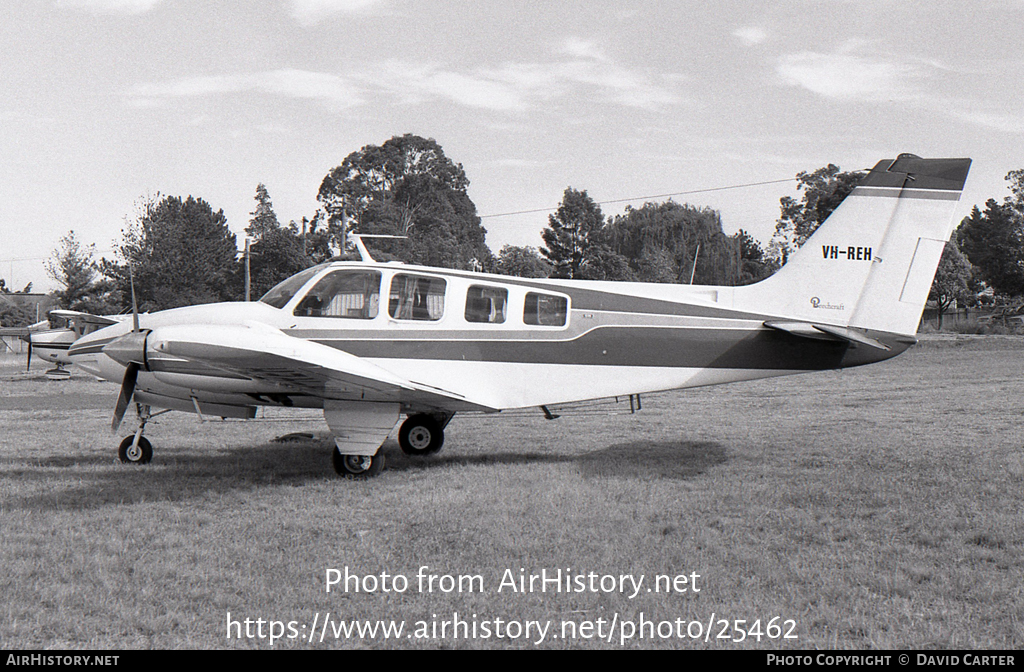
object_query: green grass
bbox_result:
[0,340,1022,649]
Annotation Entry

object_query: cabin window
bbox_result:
[464,285,507,324]
[293,270,381,319]
[524,292,568,326]
[389,274,446,321]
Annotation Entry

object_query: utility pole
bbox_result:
[244,238,251,301]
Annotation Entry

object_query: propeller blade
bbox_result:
[129,263,139,333]
[112,361,139,433]
[25,337,31,372]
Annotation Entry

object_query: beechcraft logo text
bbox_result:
[822,245,872,261]
[810,297,844,310]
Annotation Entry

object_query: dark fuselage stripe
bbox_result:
[312,326,856,370]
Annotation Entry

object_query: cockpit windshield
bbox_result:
[258,265,325,309]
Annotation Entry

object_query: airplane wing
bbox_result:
[0,319,51,337]
[49,310,124,327]
[147,323,498,413]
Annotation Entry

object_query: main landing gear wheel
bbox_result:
[398,414,445,456]
[332,447,386,479]
[118,436,153,464]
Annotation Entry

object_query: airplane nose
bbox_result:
[101,331,150,368]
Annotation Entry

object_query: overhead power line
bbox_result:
[478,177,799,219]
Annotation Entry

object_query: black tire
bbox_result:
[398,414,444,455]
[118,436,153,464]
[332,447,386,478]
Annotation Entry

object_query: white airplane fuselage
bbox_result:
[64,154,973,476]
[68,263,907,417]
[29,328,77,367]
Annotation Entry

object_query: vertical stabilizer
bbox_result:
[737,154,971,336]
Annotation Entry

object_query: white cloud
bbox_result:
[127,49,684,115]
[775,44,1024,134]
[559,37,610,63]
[57,0,163,14]
[777,50,923,101]
[288,0,383,25]
[129,69,364,110]
[947,109,1024,134]
[733,26,767,46]
[376,62,531,111]
[371,57,683,112]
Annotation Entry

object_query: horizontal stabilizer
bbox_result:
[764,320,892,351]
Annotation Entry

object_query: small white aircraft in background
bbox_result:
[0,320,52,373]
[68,154,971,478]
[0,311,128,378]
[24,324,77,378]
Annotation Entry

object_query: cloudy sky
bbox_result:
[2,0,1022,291]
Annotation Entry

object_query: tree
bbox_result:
[770,165,864,263]
[45,231,98,310]
[540,188,607,279]
[734,229,778,285]
[246,183,281,239]
[602,201,759,285]
[493,245,551,278]
[74,278,122,316]
[243,185,315,299]
[0,280,36,326]
[0,302,33,327]
[1005,169,1024,211]
[956,169,1024,299]
[956,199,1024,297]
[579,245,637,281]
[317,134,489,268]
[929,241,975,329]
[247,225,313,300]
[102,195,241,311]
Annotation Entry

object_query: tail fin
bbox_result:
[738,154,971,336]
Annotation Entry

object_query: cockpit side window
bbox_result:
[389,274,446,321]
[259,265,324,309]
[465,285,507,324]
[524,292,568,327]
[293,270,382,319]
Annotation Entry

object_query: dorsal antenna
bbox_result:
[348,234,408,262]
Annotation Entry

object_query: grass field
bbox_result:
[1,338,1022,650]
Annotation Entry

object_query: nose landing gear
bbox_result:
[116,404,169,465]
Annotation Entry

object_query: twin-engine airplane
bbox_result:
[68,154,971,478]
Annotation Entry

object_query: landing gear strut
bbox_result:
[44,364,72,381]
